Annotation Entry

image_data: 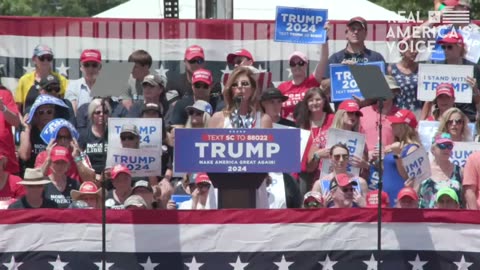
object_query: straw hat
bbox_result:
[71,181,102,201]
[18,168,51,185]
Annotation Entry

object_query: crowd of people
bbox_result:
[0,0,480,211]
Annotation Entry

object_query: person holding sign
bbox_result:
[296,88,334,193]
[321,17,386,106]
[208,67,272,129]
[383,109,421,206]
[437,107,472,141]
[312,143,368,198]
[278,25,330,121]
[419,133,463,208]
[425,83,456,121]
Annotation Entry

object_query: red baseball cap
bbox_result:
[348,16,367,29]
[195,173,212,185]
[184,45,205,61]
[80,49,102,63]
[438,31,464,45]
[387,109,418,129]
[227,49,254,64]
[111,164,131,179]
[397,187,419,201]
[338,100,363,116]
[330,173,358,189]
[435,83,455,100]
[366,190,390,208]
[288,51,308,63]
[303,191,324,205]
[50,146,70,163]
[192,68,213,85]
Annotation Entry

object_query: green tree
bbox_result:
[0,0,128,17]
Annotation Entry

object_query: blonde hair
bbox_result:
[88,98,112,121]
[437,107,472,141]
[185,112,211,128]
[395,124,421,146]
[332,109,359,131]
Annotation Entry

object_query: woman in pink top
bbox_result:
[295,87,334,194]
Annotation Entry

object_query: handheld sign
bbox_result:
[402,147,431,185]
[273,123,311,161]
[274,6,327,44]
[450,142,480,168]
[174,128,300,173]
[330,61,386,101]
[430,26,453,61]
[460,29,480,64]
[320,128,366,179]
[41,118,79,144]
[417,64,473,103]
[108,118,163,149]
[106,147,161,177]
[26,94,69,124]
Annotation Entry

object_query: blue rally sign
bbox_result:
[274,6,328,44]
[174,128,300,173]
[330,61,385,102]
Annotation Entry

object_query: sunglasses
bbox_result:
[187,58,204,65]
[306,201,320,208]
[234,57,248,65]
[289,61,306,67]
[197,183,211,189]
[120,135,137,141]
[38,55,53,62]
[45,86,60,93]
[441,45,454,50]
[437,143,454,150]
[94,110,109,115]
[193,82,209,89]
[447,119,464,125]
[36,109,53,116]
[231,81,251,89]
[333,154,349,161]
[188,110,204,116]
[83,62,100,68]
[57,135,72,141]
[341,187,354,193]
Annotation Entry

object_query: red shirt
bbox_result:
[34,151,82,182]
[0,88,20,174]
[278,74,320,120]
[0,174,26,209]
[301,113,335,178]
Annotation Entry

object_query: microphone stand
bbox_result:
[100,98,107,270]
[233,96,243,128]
[376,98,384,270]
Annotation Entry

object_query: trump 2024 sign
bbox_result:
[174,128,300,173]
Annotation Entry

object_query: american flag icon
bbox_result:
[442,9,471,24]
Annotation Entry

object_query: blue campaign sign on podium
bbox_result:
[274,6,328,44]
[174,128,301,173]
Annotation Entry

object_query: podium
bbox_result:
[207,173,267,208]
[174,128,301,209]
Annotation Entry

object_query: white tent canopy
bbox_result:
[94,0,406,21]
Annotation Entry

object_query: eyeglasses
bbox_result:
[57,135,72,141]
[94,110,109,115]
[333,154,349,161]
[441,45,454,50]
[36,109,53,116]
[38,55,53,62]
[437,143,454,150]
[83,62,100,68]
[289,61,306,67]
[188,110,204,116]
[193,82,209,89]
[231,81,251,89]
[45,86,60,93]
[341,187,354,193]
[187,58,204,65]
[306,201,320,208]
[447,119,464,125]
[120,135,137,141]
[197,183,211,189]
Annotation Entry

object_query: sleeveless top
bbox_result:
[419,164,463,209]
[223,111,263,128]
[390,64,421,111]
[382,143,418,207]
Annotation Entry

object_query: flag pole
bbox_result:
[376,98,384,270]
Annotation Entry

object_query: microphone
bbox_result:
[233,95,243,108]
